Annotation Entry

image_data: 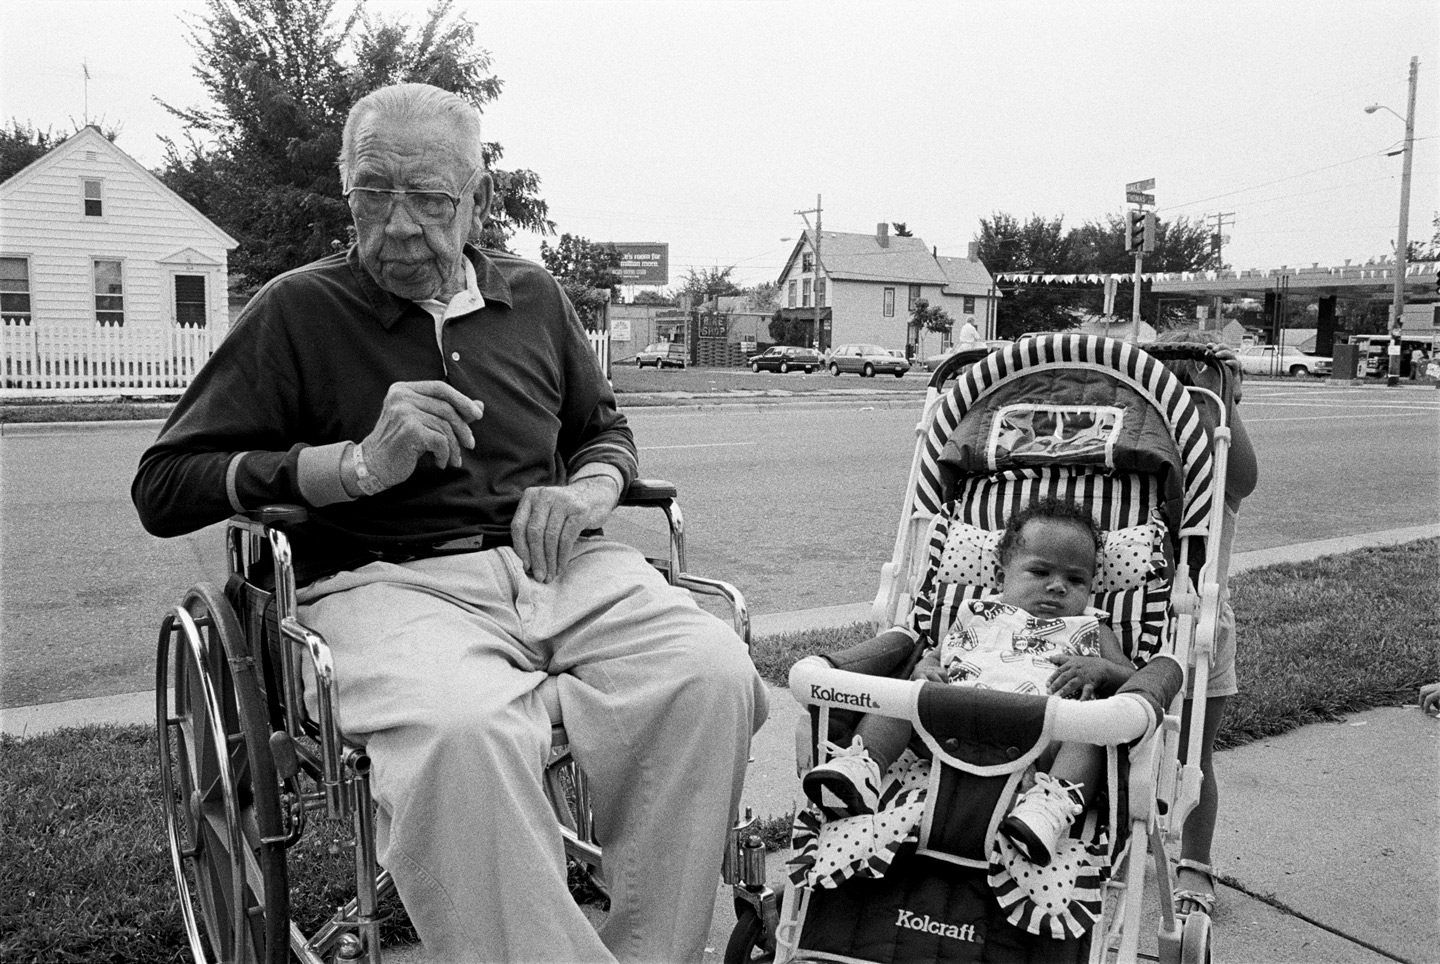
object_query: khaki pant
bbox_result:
[298,539,768,963]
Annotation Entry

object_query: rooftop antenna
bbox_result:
[83,60,91,126]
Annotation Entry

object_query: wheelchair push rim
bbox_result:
[156,583,290,964]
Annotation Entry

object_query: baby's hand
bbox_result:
[1046,654,1117,701]
[910,656,948,684]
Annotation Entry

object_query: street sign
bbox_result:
[1126,191,1155,205]
[1126,178,1155,192]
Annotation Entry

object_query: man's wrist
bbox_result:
[350,442,389,496]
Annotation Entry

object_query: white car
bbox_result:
[1236,345,1331,377]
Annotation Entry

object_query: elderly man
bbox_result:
[133,83,767,963]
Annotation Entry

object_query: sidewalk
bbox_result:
[5,526,1436,963]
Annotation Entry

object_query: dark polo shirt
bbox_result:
[133,245,637,567]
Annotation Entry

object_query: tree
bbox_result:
[1,119,121,183]
[540,233,621,330]
[740,281,780,312]
[976,211,1214,338]
[909,298,953,356]
[630,289,676,306]
[158,0,553,288]
[1408,212,1440,262]
[768,310,810,346]
[975,213,1080,337]
[678,265,741,306]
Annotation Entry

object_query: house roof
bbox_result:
[935,256,996,296]
[0,126,238,249]
[779,229,950,286]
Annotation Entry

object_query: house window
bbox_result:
[963,295,976,313]
[816,279,826,307]
[908,285,921,311]
[883,287,895,317]
[83,179,104,217]
[802,252,814,273]
[1,257,32,325]
[94,259,124,326]
[174,274,207,327]
[802,279,812,307]
[788,280,797,308]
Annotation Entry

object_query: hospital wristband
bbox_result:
[351,442,388,496]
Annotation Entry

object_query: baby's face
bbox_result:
[997,519,1098,617]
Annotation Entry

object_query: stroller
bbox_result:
[768,334,1236,964]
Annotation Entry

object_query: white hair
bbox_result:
[338,83,484,184]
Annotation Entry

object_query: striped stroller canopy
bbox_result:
[916,334,1217,538]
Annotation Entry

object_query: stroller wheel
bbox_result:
[724,902,775,964]
[1180,909,1212,964]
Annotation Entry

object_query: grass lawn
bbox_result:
[3,540,1435,962]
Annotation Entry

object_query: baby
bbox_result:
[803,498,1136,865]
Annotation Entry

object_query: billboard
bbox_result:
[606,242,669,286]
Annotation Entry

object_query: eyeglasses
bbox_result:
[344,167,482,226]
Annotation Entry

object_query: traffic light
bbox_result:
[1126,211,1156,254]
[1126,211,1145,253]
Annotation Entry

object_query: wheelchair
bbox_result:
[155,479,776,964]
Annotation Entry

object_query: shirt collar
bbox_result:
[348,244,514,330]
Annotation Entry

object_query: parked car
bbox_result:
[923,340,1012,372]
[748,346,823,373]
[1236,344,1331,377]
[826,343,910,378]
[634,343,686,369]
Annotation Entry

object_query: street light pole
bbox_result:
[1367,55,1418,387]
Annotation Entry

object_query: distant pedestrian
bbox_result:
[956,317,982,347]
[1410,348,1428,380]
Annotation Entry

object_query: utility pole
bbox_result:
[1205,212,1234,332]
[795,195,824,350]
[1389,56,1419,387]
[1124,179,1156,342]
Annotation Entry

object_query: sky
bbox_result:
[1,0,1436,290]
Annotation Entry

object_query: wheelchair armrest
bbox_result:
[622,478,678,507]
[238,504,310,529]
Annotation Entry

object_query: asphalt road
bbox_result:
[2,382,1436,708]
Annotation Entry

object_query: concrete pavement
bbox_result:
[5,524,1437,962]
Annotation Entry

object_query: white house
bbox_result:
[775,224,997,355]
[1,127,236,393]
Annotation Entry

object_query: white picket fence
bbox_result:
[1,325,217,398]
[1,324,613,398]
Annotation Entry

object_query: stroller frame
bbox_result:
[777,335,1235,964]
[155,480,772,964]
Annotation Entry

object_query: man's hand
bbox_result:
[361,382,485,488]
[1046,654,1123,700]
[511,475,620,583]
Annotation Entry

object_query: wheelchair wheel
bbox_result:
[156,583,291,964]
[724,900,776,964]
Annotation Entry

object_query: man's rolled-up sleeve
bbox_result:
[132,296,313,537]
